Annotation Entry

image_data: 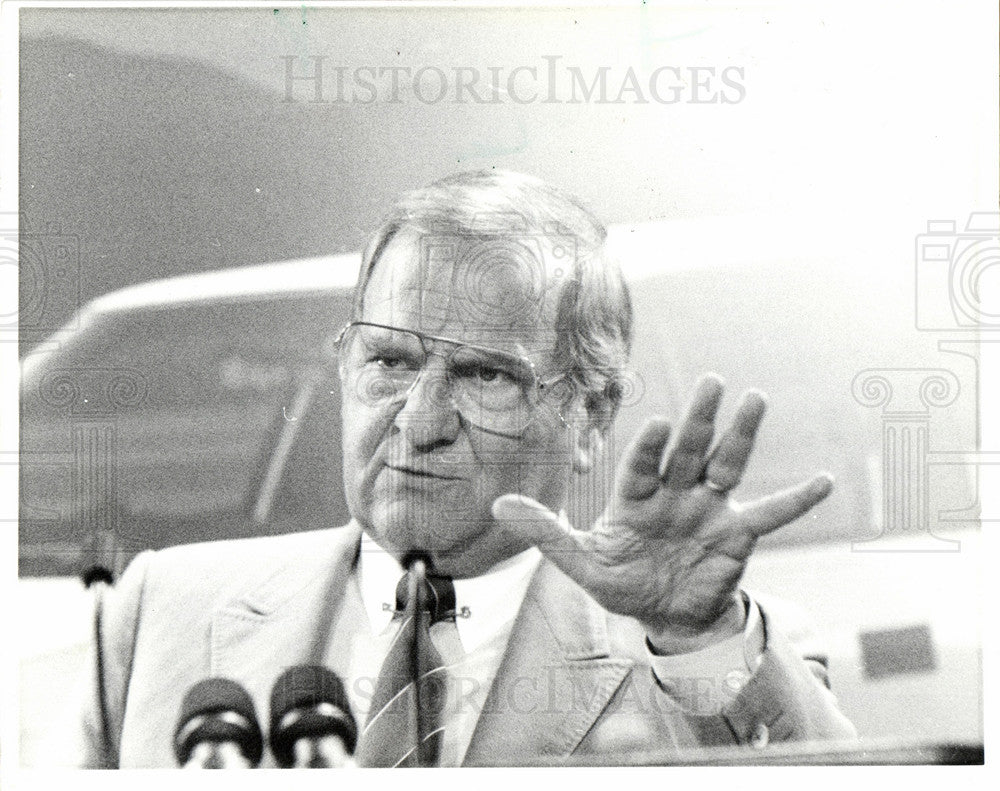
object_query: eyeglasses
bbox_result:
[333,321,570,435]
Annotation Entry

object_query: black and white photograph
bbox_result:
[2,0,997,779]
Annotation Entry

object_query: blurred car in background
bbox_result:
[17,216,982,765]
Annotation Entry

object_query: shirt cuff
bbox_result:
[646,592,765,716]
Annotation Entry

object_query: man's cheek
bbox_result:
[340,409,388,509]
[341,402,389,458]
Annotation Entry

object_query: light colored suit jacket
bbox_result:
[78,522,856,767]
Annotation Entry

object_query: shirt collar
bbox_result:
[357,531,541,653]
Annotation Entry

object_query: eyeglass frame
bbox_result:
[331,320,574,429]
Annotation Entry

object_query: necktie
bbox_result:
[355,560,456,767]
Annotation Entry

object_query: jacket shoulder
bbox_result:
[76,525,360,766]
[126,524,357,609]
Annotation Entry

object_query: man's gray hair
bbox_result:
[352,169,633,428]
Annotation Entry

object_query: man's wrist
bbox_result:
[645,593,747,655]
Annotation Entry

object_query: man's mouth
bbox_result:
[384,464,464,481]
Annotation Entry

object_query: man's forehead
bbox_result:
[363,228,568,350]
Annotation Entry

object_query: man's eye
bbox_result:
[467,365,518,387]
[369,354,409,370]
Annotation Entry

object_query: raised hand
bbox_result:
[492,374,834,653]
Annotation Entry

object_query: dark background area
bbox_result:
[17,3,987,573]
[19,33,376,322]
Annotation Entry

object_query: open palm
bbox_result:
[493,375,833,648]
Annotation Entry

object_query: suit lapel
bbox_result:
[463,561,633,766]
[210,532,634,767]
[211,522,363,746]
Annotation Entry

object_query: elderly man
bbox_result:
[78,170,855,768]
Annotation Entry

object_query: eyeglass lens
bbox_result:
[338,323,540,433]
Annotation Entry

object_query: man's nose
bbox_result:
[392,357,461,450]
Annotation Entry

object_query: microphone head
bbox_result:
[174,677,263,767]
[400,550,434,573]
[269,665,358,767]
[81,565,114,588]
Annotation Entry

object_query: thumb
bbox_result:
[491,494,590,578]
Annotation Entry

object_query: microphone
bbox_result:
[173,678,264,768]
[406,554,432,767]
[269,665,358,768]
[81,564,114,588]
[82,564,117,766]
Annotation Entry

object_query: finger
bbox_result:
[702,390,767,492]
[741,473,835,537]
[616,417,672,500]
[491,494,594,584]
[660,374,725,490]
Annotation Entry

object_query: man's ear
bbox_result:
[572,425,604,475]
[567,388,616,474]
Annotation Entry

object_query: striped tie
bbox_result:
[356,560,455,767]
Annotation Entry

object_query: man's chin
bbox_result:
[365,506,520,578]
[418,544,518,579]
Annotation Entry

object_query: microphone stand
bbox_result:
[409,558,429,768]
[83,566,118,768]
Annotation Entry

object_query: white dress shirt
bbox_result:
[346,532,765,765]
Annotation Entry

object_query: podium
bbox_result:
[556,740,984,766]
